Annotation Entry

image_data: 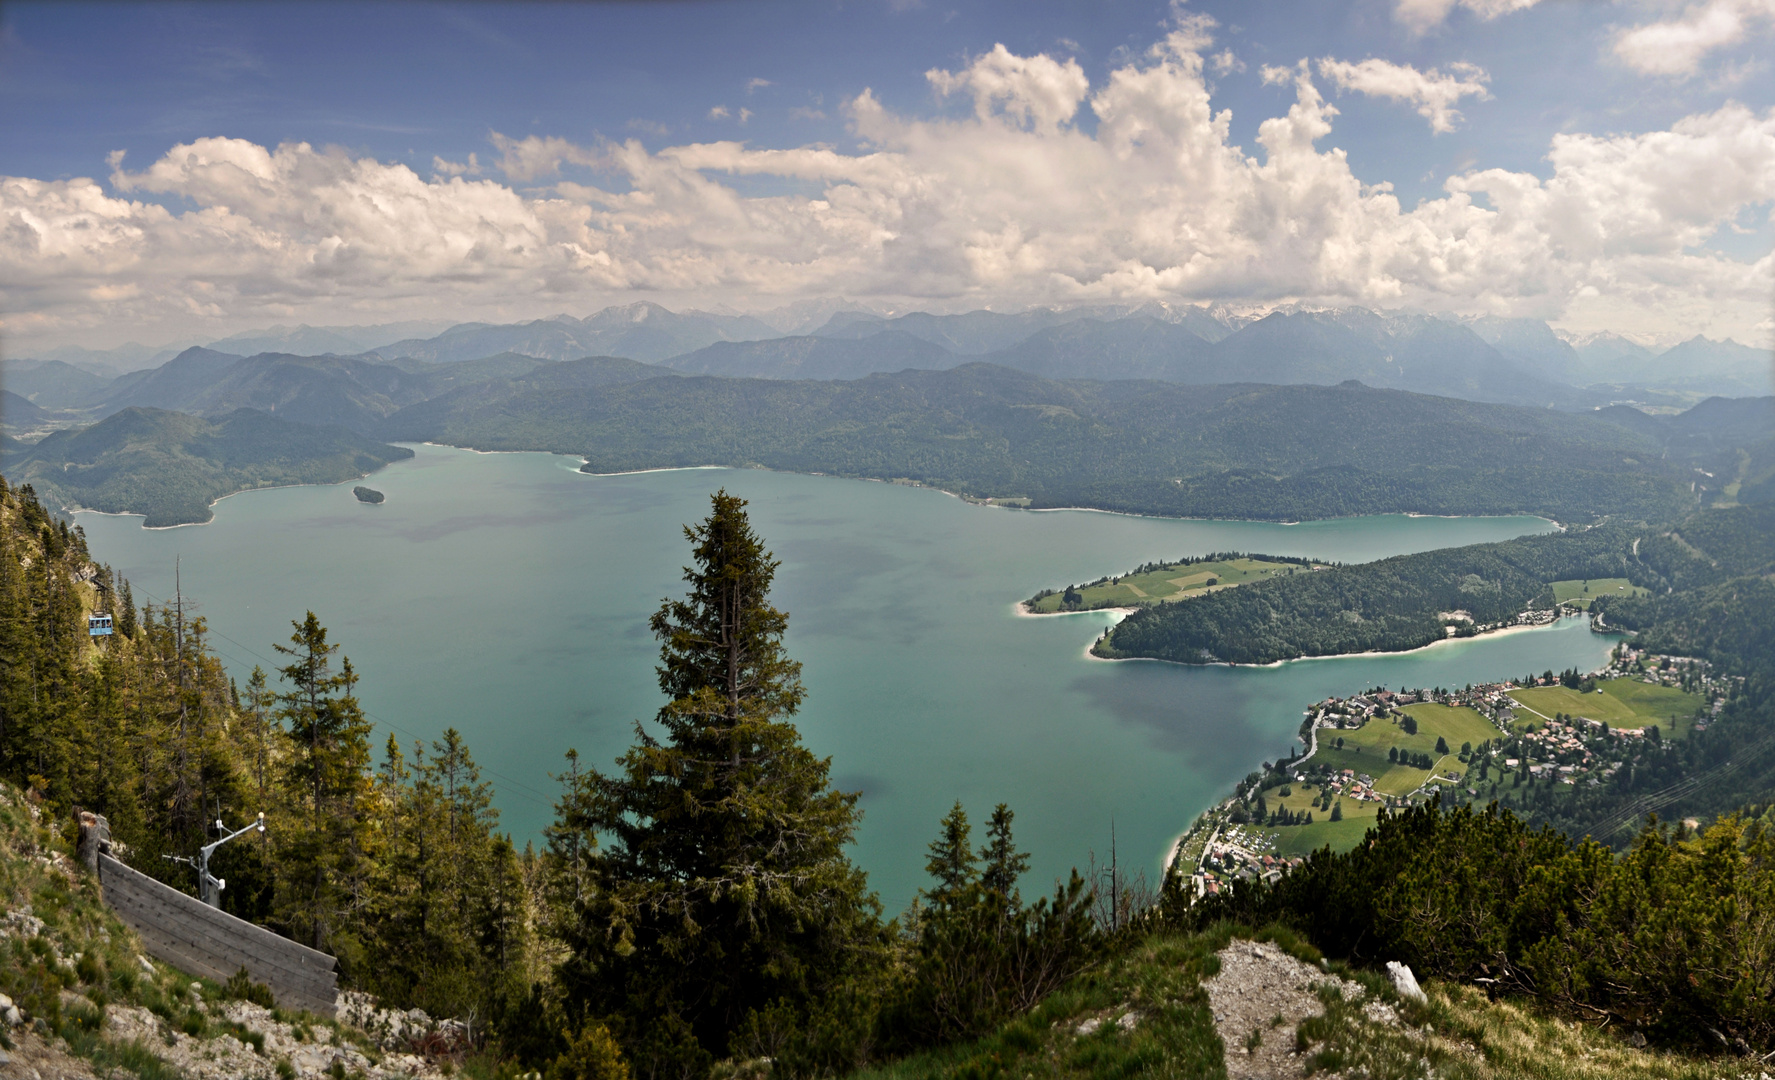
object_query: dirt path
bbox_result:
[1204,940,1376,1079]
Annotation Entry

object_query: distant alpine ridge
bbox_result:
[11,300,1770,408]
[4,300,1769,527]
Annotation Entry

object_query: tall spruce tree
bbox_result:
[273,612,374,951]
[924,802,976,908]
[549,491,885,1077]
[978,804,1030,901]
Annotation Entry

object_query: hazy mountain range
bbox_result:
[11,300,1768,413]
[5,299,1770,527]
[10,303,1760,435]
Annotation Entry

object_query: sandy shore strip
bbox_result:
[579,464,731,476]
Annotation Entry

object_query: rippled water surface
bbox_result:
[80,445,1613,909]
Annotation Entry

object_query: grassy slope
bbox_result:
[1249,785,1384,858]
[852,925,1729,1080]
[1026,557,1304,613]
[852,932,1227,1080]
[1249,706,1500,855]
[1509,679,1702,735]
[1313,705,1500,794]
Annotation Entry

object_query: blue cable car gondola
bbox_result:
[88,613,114,637]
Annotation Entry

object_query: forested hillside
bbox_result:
[14,318,1763,532]
[1100,503,1775,665]
[0,475,528,1026]
[1097,524,1635,663]
[3,407,413,526]
[384,364,1701,523]
[85,348,565,430]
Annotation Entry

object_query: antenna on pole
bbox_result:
[165,812,266,908]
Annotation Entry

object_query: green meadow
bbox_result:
[1249,703,1501,855]
[1549,577,1648,609]
[1309,703,1500,796]
[1026,556,1310,613]
[1509,677,1704,736]
[1249,781,1385,857]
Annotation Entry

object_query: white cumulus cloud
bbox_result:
[3,24,1772,351]
[489,132,602,181]
[1614,0,1775,78]
[1316,57,1491,133]
[432,153,481,177]
[1210,49,1246,76]
[1393,0,1541,33]
[926,43,1090,132]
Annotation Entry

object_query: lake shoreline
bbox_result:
[1085,614,1605,670]
[79,443,1610,912]
[70,472,392,531]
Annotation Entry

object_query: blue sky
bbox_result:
[3,0,1772,350]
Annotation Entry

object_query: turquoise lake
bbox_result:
[77,445,1616,911]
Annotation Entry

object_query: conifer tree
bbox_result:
[273,612,374,951]
[897,800,1094,1044]
[979,804,1030,901]
[118,578,137,638]
[925,802,977,907]
[241,667,278,820]
[364,727,521,1018]
[548,491,884,1076]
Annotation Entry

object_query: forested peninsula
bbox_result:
[1095,504,1775,665]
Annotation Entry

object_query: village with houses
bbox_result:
[1170,635,1741,901]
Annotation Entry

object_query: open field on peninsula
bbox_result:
[1025,555,1313,613]
[1549,577,1648,609]
[1248,783,1386,857]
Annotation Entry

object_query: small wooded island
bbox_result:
[353,486,385,504]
